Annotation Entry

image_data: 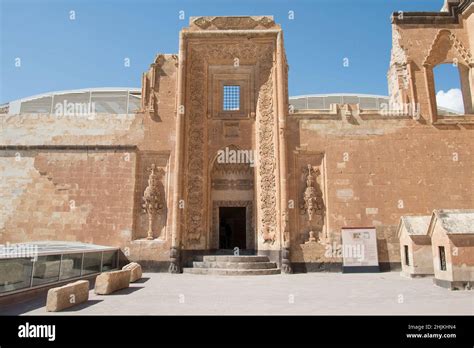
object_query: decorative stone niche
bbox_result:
[133,152,170,241]
[207,65,256,119]
[292,152,327,245]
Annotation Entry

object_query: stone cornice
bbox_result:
[391,0,471,25]
[189,16,279,31]
[0,145,138,151]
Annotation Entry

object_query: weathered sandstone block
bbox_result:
[94,270,131,295]
[46,280,89,312]
[122,262,142,282]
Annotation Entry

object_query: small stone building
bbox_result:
[428,210,474,290]
[398,215,432,277]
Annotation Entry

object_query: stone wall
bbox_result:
[0,55,178,268]
[1,10,473,273]
[288,112,474,268]
[0,148,136,246]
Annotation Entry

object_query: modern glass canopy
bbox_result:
[0,241,119,295]
[0,90,461,116]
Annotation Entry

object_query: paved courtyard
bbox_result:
[1,272,473,315]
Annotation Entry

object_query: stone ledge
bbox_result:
[433,115,474,125]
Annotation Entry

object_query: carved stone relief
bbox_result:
[292,152,326,245]
[142,164,165,240]
[211,179,253,191]
[223,121,240,138]
[299,164,325,243]
[302,164,321,221]
[255,47,279,247]
[190,16,277,31]
[134,152,169,241]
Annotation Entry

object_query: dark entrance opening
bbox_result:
[219,207,246,249]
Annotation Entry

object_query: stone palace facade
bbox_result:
[1,1,473,273]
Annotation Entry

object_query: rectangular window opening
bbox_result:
[404,245,410,266]
[223,85,240,111]
[439,246,447,271]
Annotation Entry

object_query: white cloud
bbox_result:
[436,88,464,114]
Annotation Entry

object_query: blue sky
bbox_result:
[0,0,456,104]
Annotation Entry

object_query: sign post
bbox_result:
[341,227,379,273]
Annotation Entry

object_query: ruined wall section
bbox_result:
[388,26,409,108]
[0,150,136,246]
[388,1,474,121]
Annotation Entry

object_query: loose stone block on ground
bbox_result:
[46,280,89,312]
[122,262,142,282]
[94,270,131,295]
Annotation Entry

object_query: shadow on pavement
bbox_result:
[104,286,144,295]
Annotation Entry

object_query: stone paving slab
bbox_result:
[1,272,473,315]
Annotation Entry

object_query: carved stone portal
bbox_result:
[183,41,278,248]
[142,164,164,240]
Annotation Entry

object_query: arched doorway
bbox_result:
[209,145,255,251]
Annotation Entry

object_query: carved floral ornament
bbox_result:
[191,16,276,30]
[184,41,278,246]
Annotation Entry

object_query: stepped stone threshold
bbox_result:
[183,255,281,275]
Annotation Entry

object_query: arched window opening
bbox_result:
[433,63,465,116]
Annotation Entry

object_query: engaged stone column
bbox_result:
[277,31,292,274]
[169,31,186,274]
